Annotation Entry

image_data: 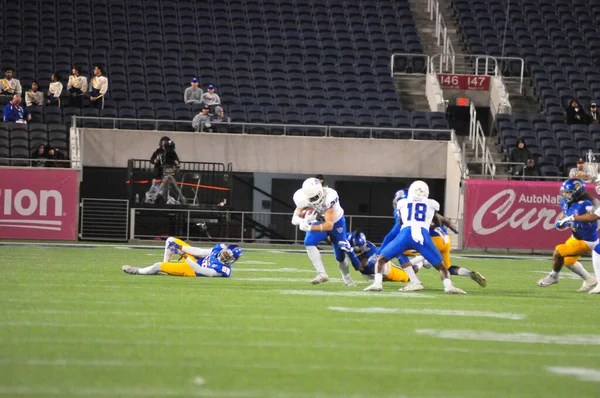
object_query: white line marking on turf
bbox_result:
[192,376,206,386]
[235,268,314,273]
[3,337,600,359]
[280,290,436,299]
[415,329,600,345]
[547,367,600,382]
[331,307,524,320]
[236,260,276,265]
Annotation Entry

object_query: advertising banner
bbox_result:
[463,179,578,250]
[0,168,79,240]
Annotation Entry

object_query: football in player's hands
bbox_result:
[300,208,315,219]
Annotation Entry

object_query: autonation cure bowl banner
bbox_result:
[0,168,79,240]
[463,179,590,250]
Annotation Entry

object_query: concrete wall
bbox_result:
[81,129,449,178]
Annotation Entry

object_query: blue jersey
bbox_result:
[429,224,447,237]
[347,241,378,275]
[196,244,232,277]
[565,200,598,242]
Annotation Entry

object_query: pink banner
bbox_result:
[463,179,589,250]
[0,168,79,240]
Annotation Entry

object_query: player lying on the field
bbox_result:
[539,178,598,292]
[344,231,424,282]
[365,181,466,294]
[291,177,355,286]
[121,237,241,277]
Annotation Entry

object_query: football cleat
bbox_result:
[122,265,139,275]
[588,284,600,294]
[310,273,329,284]
[578,279,598,293]
[363,283,382,292]
[470,271,487,287]
[400,282,425,292]
[444,285,467,295]
[342,275,356,287]
[537,274,559,287]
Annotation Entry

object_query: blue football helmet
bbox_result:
[560,178,586,203]
[218,244,242,265]
[393,188,408,205]
[349,231,367,253]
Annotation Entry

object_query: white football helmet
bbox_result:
[302,178,325,207]
[408,180,429,199]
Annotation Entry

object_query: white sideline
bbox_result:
[330,307,525,320]
[416,329,600,345]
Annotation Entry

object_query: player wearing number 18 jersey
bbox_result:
[364,181,466,294]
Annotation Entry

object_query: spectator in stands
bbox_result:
[509,139,531,177]
[89,64,108,109]
[47,72,63,107]
[3,94,30,123]
[315,174,327,187]
[192,105,212,132]
[201,84,221,112]
[0,67,22,106]
[522,157,540,180]
[67,65,87,108]
[207,106,231,132]
[566,99,587,125]
[588,102,600,125]
[31,144,47,167]
[569,158,597,182]
[46,147,68,168]
[25,81,43,107]
[184,78,203,105]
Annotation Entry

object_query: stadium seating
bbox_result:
[0,0,453,132]
[452,0,600,114]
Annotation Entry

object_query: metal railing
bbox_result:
[70,116,454,140]
[430,53,499,76]
[427,0,455,70]
[0,157,72,168]
[129,207,396,244]
[469,103,496,176]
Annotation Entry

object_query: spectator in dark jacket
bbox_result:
[566,99,587,125]
[509,139,531,176]
[588,102,600,125]
[31,144,47,167]
[522,157,540,180]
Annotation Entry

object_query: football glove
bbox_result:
[168,240,184,255]
[299,220,312,232]
[555,215,574,229]
[338,240,352,253]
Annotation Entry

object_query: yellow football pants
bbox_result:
[556,236,593,266]
[160,238,198,277]
[384,262,410,282]
[432,235,452,269]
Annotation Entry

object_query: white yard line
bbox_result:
[546,367,600,382]
[280,290,437,299]
[416,329,600,345]
[330,307,525,320]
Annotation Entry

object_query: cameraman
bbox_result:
[145,136,180,203]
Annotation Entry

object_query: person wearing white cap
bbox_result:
[588,102,600,125]
[184,78,203,104]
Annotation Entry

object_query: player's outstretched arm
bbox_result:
[182,246,212,257]
[438,214,459,234]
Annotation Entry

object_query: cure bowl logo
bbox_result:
[0,189,64,231]
[472,189,561,236]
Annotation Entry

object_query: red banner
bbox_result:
[437,74,491,91]
[0,168,79,240]
[463,179,582,250]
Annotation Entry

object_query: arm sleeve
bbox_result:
[215,94,221,104]
[291,209,303,225]
[99,78,108,96]
[380,222,400,250]
[183,256,219,277]
[192,114,200,129]
[16,80,22,94]
[182,246,213,257]
[347,251,361,270]
[184,88,190,102]
[81,78,88,94]
[67,77,72,90]
[3,106,8,122]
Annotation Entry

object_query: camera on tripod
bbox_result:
[160,140,180,175]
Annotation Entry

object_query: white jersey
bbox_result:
[397,196,439,231]
[293,187,344,222]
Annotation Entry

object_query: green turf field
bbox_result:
[1,244,599,397]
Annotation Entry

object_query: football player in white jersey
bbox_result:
[364,180,466,294]
[291,177,355,285]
